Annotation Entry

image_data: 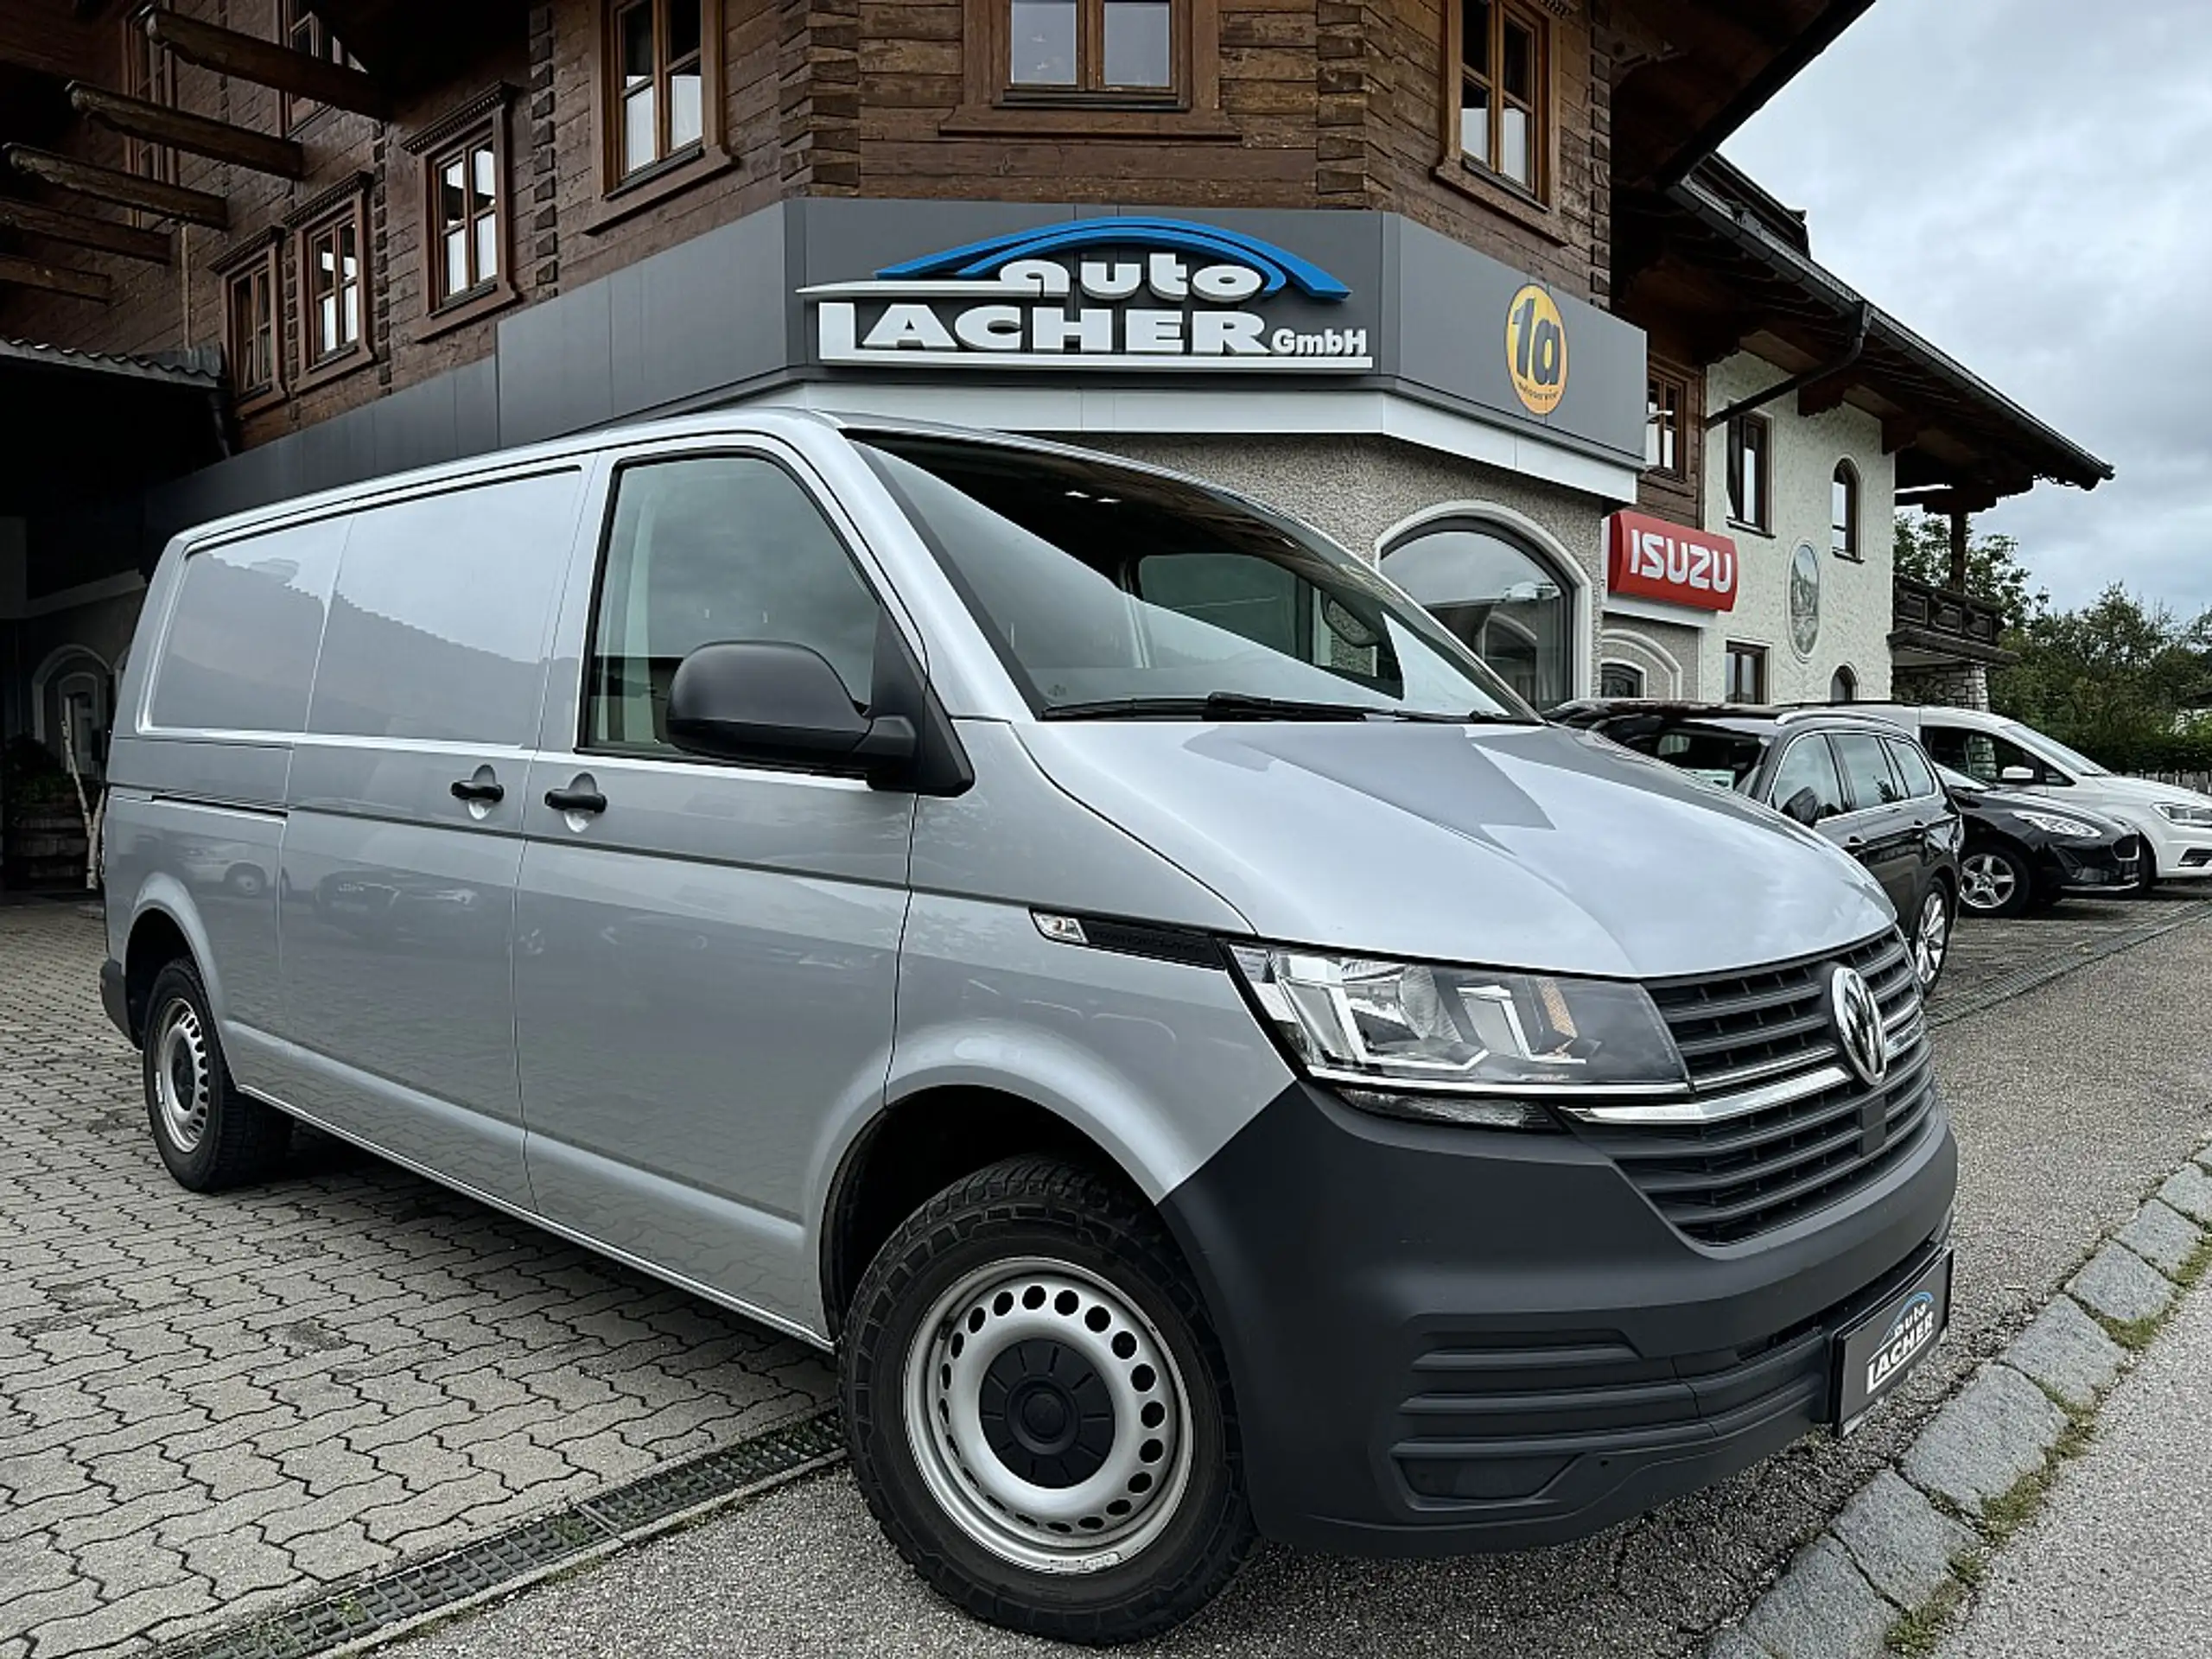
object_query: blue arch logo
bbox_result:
[874,218,1353,302]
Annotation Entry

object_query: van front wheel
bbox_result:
[142,960,290,1191]
[841,1156,1255,1644]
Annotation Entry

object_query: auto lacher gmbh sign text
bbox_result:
[802,219,1373,371]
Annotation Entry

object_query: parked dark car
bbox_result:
[1553,702,1964,988]
[1935,763,2145,916]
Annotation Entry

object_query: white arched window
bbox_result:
[1381,518,1577,709]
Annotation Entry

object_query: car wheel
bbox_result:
[1958,846,2032,918]
[841,1156,1255,1644]
[1910,884,1954,991]
[2125,844,2158,897]
[142,959,292,1192]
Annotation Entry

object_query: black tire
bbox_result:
[2126,844,2158,897]
[141,958,291,1192]
[1957,842,2034,918]
[841,1156,1255,1645]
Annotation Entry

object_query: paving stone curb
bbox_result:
[1704,1135,2212,1659]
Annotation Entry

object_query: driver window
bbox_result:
[586,455,881,754]
[1769,735,1847,822]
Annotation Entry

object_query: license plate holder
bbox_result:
[1831,1249,1952,1433]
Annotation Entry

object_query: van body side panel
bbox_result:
[881,894,1295,1205]
[275,469,585,1211]
[512,760,912,1332]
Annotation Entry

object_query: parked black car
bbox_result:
[1935,763,2145,916]
[1553,702,1964,988]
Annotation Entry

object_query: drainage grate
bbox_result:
[1930,899,2212,1029]
[156,1411,843,1659]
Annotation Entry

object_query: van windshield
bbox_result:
[855,435,1535,723]
[2004,721,2108,778]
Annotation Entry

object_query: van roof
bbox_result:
[162,408,1166,551]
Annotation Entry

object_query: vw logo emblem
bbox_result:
[1831,966,1888,1088]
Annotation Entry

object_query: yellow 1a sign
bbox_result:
[1504,283,1567,416]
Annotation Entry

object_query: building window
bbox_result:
[291,188,372,382]
[1446,0,1548,199]
[1725,642,1768,705]
[607,0,717,181]
[216,237,283,410]
[404,89,519,327]
[1599,662,1646,700]
[1832,665,1859,702]
[1726,414,1770,532]
[1381,518,1575,710]
[280,1,354,132]
[1002,0,1175,95]
[1645,372,1687,479]
[1832,461,1861,560]
[119,18,176,196]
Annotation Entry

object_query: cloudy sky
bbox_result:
[1722,0,2212,619]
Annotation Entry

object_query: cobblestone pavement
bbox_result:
[1936,887,2211,1007]
[0,904,834,1659]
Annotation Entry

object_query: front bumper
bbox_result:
[1160,1078,1956,1555]
[2043,837,2144,893]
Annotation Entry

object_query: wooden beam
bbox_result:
[144,10,389,119]
[4,147,229,228]
[0,14,99,81]
[1796,374,1855,418]
[0,251,111,302]
[1881,413,1926,454]
[69,83,308,179]
[0,197,170,264]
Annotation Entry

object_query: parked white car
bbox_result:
[1863,704,2212,886]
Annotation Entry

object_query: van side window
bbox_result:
[1829,730,1905,810]
[585,455,880,754]
[150,518,346,734]
[309,469,584,744]
[1884,738,1941,800]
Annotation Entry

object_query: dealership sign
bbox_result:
[799,218,1372,372]
[1607,510,1739,613]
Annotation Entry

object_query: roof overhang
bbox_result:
[0,337,226,521]
[1617,168,2113,505]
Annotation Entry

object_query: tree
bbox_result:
[1993,585,2212,761]
[1892,512,2049,634]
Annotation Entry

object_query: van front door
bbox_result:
[513,449,912,1332]
[276,468,587,1209]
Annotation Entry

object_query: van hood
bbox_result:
[1016,720,1896,979]
[2072,773,2212,810]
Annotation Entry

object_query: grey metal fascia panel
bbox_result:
[498,274,614,445]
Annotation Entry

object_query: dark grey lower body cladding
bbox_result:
[155,1412,842,1659]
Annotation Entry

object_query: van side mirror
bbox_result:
[1779,786,1823,827]
[1999,765,2037,785]
[666,641,918,785]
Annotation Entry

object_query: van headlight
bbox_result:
[1227,944,1684,1123]
[2155,801,2212,828]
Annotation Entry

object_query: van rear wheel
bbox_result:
[840,1156,1254,1644]
[142,959,290,1191]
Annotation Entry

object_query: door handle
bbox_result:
[449,778,505,804]
[544,784,608,815]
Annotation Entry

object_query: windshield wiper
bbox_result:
[1039,693,1534,723]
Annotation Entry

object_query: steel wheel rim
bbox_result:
[1914,891,1949,985]
[903,1255,1196,1576]
[154,998,211,1154]
[1959,853,2017,912]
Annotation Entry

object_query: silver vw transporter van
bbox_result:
[101,412,1955,1642]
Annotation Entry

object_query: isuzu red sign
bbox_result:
[1607,511,1738,613]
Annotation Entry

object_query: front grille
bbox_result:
[1649,931,1917,1089]
[1567,933,1938,1246]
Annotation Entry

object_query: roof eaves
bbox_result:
[0,335,221,390]
[1668,178,2114,489]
